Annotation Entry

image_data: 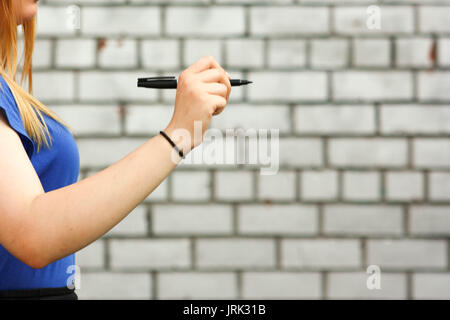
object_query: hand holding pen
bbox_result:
[137,76,253,89]
[143,55,253,157]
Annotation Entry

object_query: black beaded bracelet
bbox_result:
[159,130,185,159]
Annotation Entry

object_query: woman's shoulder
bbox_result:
[0,75,22,119]
[0,74,36,158]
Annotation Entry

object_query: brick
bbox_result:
[172,171,211,201]
[76,240,104,269]
[51,105,121,136]
[166,7,245,36]
[334,7,414,34]
[418,72,450,101]
[33,72,75,102]
[324,205,403,236]
[183,40,223,67]
[98,39,137,68]
[419,6,450,33]
[367,240,447,270]
[353,38,390,67]
[152,204,233,235]
[250,7,329,35]
[268,40,306,68]
[106,205,147,236]
[238,204,318,235]
[386,171,424,201]
[328,272,407,299]
[429,172,450,201]
[294,105,375,134]
[56,39,96,68]
[196,239,275,269]
[343,171,381,201]
[414,139,450,168]
[110,239,190,269]
[158,272,237,299]
[242,272,321,299]
[396,38,433,68]
[248,72,327,102]
[214,170,254,201]
[141,40,180,69]
[226,39,264,68]
[179,137,256,169]
[279,138,323,167]
[438,38,450,66]
[282,239,361,269]
[77,272,151,300]
[82,7,160,35]
[257,171,297,201]
[333,72,413,101]
[413,273,450,299]
[311,39,349,68]
[410,206,450,236]
[77,138,145,168]
[125,105,173,135]
[381,105,450,134]
[329,138,408,167]
[79,72,158,102]
[210,104,291,134]
[301,170,338,201]
[36,7,76,35]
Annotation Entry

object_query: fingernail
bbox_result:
[226,72,231,78]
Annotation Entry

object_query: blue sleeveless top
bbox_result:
[0,75,80,290]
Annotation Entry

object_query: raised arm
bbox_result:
[0,55,231,269]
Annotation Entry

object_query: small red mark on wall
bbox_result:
[97,38,107,52]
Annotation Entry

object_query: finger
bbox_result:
[207,60,232,99]
[213,105,225,116]
[186,55,216,74]
[198,68,231,101]
[204,82,228,98]
[207,94,227,115]
[198,68,224,83]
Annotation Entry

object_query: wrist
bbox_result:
[162,124,192,156]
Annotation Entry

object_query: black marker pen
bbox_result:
[137,76,253,89]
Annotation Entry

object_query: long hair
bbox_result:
[0,0,72,153]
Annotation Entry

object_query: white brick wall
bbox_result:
[158,272,237,299]
[334,7,414,34]
[410,206,450,236]
[329,139,408,167]
[294,105,375,134]
[323,205,403,236]
[367,240,447,270]
[242,272,321,299]
[282,239,361,269]
[328,272,407,299]
[238,204,318,235]
[77,272,152,300]
[413,273,450,299]
[343,171,380,201]
[30,1,449,300]
[333,72,413,100]
[353,39,390,67]
[311,39,349,69]
[196,239,276,269]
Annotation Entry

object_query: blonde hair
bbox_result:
[0,0,72,153]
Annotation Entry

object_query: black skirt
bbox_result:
[0,287,78,300]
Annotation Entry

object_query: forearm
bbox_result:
[26,133,182,266]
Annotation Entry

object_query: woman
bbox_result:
[0,0,231,299]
